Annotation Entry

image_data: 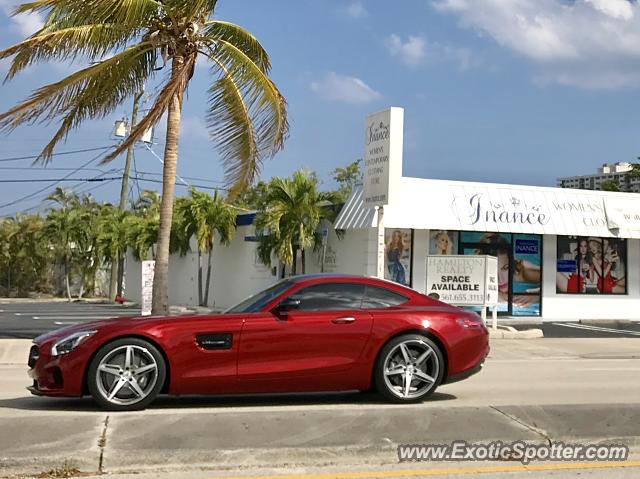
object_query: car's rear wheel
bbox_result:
[374,334,444,403]
[87,338,166,411]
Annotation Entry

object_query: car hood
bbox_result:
[33,311,240,343]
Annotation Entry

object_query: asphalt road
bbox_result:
[0,301,140,338]
[2,300,640,339]
[1,337,639,478]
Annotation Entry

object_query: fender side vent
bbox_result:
[196,333,233,350]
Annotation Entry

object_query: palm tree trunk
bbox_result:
[152,57,185,315]
[301,249,306,275]
[116,253,125,298]
[292,247,297,276]
[197,251,203,307]
[108,254,118,300]
[204,247,213,307]
[64,257,72,302]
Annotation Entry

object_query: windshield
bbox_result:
[224,279,294,313]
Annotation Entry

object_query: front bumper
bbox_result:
[27,342,85,397]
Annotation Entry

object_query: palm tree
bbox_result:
[175,188,235,307]
[97,205,131,297]
[70,194,103,298]
[44,188,81,300]
[255,171,339,277]
[0,0,288,314]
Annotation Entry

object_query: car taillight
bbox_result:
[457,316,485,329]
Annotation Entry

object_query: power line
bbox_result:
[130,177,227,191]
[0,177,121,183]
[0,146,112,163]
[132,170,225,184]
[0,147,113,210]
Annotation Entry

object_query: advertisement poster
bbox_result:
[556,236,626,295]
[384,228,412,286]
[460,232,541,316]
[141,260,155,316]
[429,230,458,255]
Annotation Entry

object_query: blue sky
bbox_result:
[2,0,640,215]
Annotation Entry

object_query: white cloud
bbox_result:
[310,72,382,104]
[385,34,427,66]
[433,0,640,89]
[0,0,44,37]
[344,1,368,18]
[385,33,483,71]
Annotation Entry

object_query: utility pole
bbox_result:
[108,90,143,300]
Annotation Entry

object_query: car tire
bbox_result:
[87,337,166,411]
[374,334,444,403]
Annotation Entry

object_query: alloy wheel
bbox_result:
[382,339,439,399]
[95,345,159,406]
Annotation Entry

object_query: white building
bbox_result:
[558,162,640,192]
[125,108,640,321]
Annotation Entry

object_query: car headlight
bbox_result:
[51,331,97,356]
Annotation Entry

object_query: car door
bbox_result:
[237,281,374,388]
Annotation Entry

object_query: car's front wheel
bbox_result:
[374,334,444,403]
[87,337,166,411]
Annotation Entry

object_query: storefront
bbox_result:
[333,176,640,320]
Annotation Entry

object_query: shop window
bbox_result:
[459,232,542,316]
[384,229,413,287]
[556,236,627,295]
[429,230,458,255]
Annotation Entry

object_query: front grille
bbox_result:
[28,345,39,368]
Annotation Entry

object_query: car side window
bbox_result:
[290,282,366,311]
[362,285,408,309]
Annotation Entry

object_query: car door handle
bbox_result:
[332,317,356,324]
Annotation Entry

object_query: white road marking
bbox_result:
[552,322,640,336]
[54,321,81,325]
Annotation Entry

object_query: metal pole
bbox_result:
[118,90,143,211]
[109,91,143,300]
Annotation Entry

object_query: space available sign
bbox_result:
[363,107,404,208]
[426,255,498,306]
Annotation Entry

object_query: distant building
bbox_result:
[557,162,640,192]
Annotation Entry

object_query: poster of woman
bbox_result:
[384,229,412,286]
[429,230,458,255]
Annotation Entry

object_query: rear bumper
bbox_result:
[443,357,485,384]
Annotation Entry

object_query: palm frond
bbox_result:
[0,42,157,163]
[100,53,197,164]
[1,24,138,81]
[14,0,163,31]
[202,40,288,197]
[203,20,270,72]
[164,0,217,20]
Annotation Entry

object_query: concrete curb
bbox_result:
[489,328,544,339]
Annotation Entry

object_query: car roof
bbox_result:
[287,273,418,295]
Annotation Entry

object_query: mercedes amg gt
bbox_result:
[27,274,489,410]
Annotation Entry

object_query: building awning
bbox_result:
[335,177,640,239]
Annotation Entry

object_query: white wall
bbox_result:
[541,235,640,320]
[124,223,372,310]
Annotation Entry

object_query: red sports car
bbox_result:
[27,274,489,410]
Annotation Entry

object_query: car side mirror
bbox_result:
[273,297,301,318]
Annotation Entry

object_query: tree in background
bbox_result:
[0,0,288,314]
[332,159,362,203]
[255,170,339,277]
[174,188,236,306]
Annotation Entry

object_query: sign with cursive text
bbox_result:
[363,107,404,208]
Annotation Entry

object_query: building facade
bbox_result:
[558,162,640,192]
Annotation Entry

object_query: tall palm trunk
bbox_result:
[152,57,184,315]
[108,251,118,300]
[203,247,213,307]
[291,247,297,276]
[197,251,203,307]
[301,249,306,275]
[64,256,71,301]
